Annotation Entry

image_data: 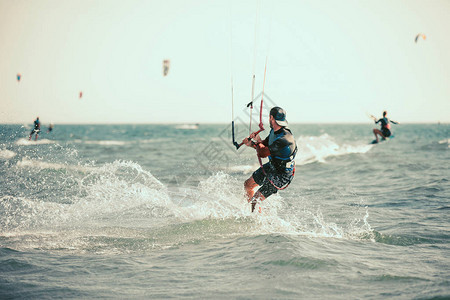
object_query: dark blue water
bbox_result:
[1,123,449,299]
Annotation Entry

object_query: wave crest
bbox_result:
[296,134,373,164]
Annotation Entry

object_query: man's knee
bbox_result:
[244,177,254,188]
[245,177,259,191]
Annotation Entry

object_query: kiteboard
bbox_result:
[370,135,395,145]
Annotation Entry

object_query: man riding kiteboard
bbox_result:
[243,107,297,212]
[29,117,41,141]
[371,111,399,144]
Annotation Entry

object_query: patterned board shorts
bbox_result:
[382,128,391,138]
[252,162,294,199]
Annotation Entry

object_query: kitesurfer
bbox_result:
[243,107,297,212]
[29,117,41,141]
[372,111,399,143]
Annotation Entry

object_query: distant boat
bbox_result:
[175,124,199,130]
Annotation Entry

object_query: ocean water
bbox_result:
[0,123,448,299]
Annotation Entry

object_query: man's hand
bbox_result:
[243,137,253,147]
[249,132,262,143]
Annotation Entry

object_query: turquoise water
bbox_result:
[0,123,449,298]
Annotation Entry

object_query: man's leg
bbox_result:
[373,129,384,143]
[246,164,276,212]
[250,190,265,212]
[244,176,259,203]
[244,176,268,212]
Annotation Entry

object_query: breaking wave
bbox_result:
[15,138,57,146]
[1,159,375,253]
[296,134,373,164]
[0,149,16,159]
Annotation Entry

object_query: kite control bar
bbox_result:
[231,121,244,149]
[232,123,265,150]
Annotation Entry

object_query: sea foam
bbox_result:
[296,134,373,164]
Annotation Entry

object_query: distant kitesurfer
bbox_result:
[243,107,297,212]
[371,111,399,144]
[47,123,54,133]
[29,117,41,141]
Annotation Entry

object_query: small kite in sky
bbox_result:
[163,60,170,76]
[415,33,426,43]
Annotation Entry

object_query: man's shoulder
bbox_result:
[273,127,295,145]
[280,127,294,138]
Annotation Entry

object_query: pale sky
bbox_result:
[1,0,449,124]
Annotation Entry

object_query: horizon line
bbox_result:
[1,122,448,125]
